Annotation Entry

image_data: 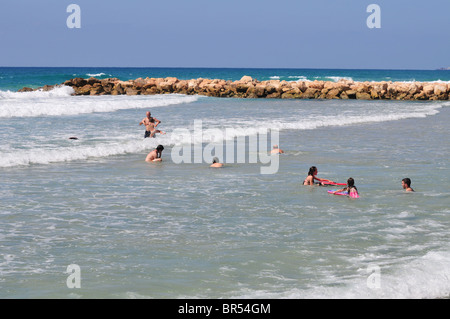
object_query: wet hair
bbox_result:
[212,157,219,164]
[402,178,411,187]
[347,177,355,187]
[149,118,155,123]
[156,145,164,151]
[308,166,317,176]
[347,177,357,191]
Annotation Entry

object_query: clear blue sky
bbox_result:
[0,0,448,69]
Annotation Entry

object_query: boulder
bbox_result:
[18,87,34,92]
[423,84,435,95]
[345,90,357,99]
[125,87,139,95]
[326,88,341,99]
[74,84,92,95]
[434,84,447,95]
[302,88,319,99]
[240,75,253,83]
[356,92,371,100]
[86,77,101,85]
[307,81,324,90]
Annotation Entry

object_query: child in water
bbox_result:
[332,177,359,198]
[303,166,331,186]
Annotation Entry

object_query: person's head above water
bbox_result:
[347,177,355,187]
[156,145,164,152]
[308,166,318,176]
[402,178,414,191]
[402,178,411,188]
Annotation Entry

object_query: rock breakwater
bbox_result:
[19,76,450,100]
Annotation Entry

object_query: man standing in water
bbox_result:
[139,111,161,138]
[145,145,164,162]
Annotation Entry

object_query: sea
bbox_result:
[0,67,449,299]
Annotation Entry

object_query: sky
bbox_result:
[0,0,448,69]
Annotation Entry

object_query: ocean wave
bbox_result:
[86,72,110,77]
[228,249,450,299]
[0,99,442,168]
[393,79,450,84]
[199,103,443,139]
[0,138,153,168]
[269,75,354,82]
[0,89,199,118]
[288,76,308,81]
[0,86,75,100]
[323,76,354,82]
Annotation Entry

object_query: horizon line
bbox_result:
[0,66,447,71]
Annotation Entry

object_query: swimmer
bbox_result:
[332,177,359,197]
[148,118,166,138]
[145,145,164,162]
[402,178,414,192]
[210,157,223,168]
[270,145,284,154]
[303,166,331,186]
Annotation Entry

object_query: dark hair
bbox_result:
[150,118,155,123]
[402,178,411,187]
[212,157,219,164]
[308,166,317,176]
[156,145,164,151]
[347,177,355,187]
[347,177,358,192]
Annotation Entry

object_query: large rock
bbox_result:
[356,92,371,100]
[240,75,253,83]
[74,84,92,95]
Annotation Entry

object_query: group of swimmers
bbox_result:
[140,112,415,194]
[304,165,415,196]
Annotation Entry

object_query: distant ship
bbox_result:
[436,67,450,70]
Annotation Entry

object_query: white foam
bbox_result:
[289,75,308,80]
[0,86,75,100]
[199,102,443,141]
[86,73,108,77]
[0,138,155,168]
[324,76,354,82]
[0,88,199,118]
[0,98,443,168]
[230,249,450,299]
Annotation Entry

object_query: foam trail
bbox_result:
[0,138,156,168]
[0,86,75,99]
[0,88,199,118]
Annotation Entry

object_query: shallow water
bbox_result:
[0,92,449,298]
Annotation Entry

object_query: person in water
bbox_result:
[402,178,414,192]
[145,145,164,162]
[147,118,166,138]
[270,145,284,154]
[139,111,161,138]
[333,177,359,197]
[303,166,331,186]
[210,157,223,168]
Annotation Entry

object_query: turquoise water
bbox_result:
[1,67,450,91]
[0,68,449,299]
